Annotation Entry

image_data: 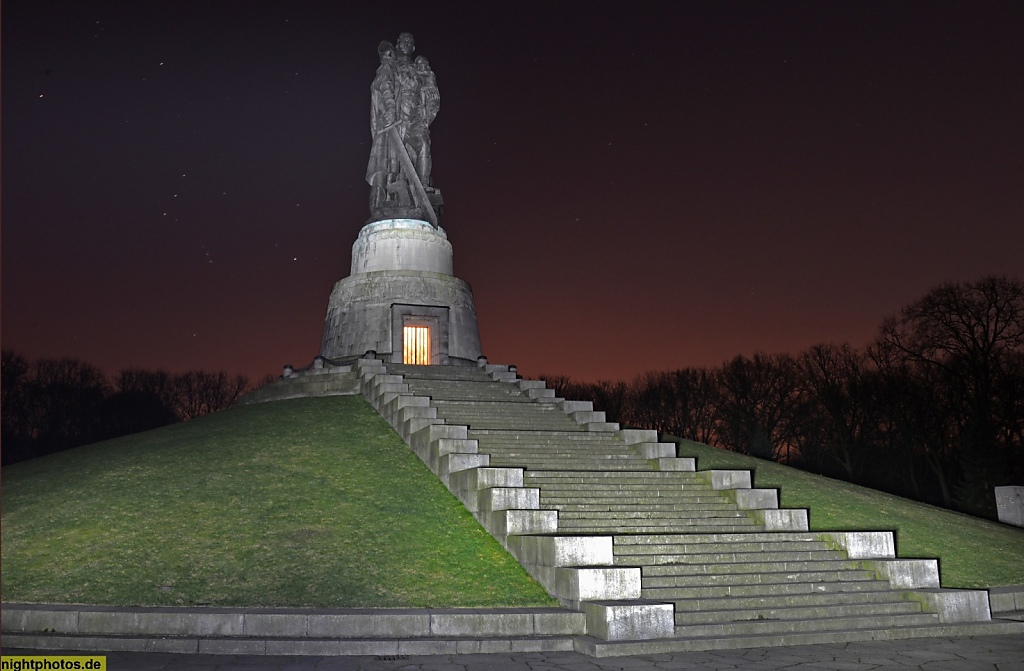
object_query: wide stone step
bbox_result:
[614,532,832,545]
[671,589,912,612]
[482,449,628,457]
[534,483,715,493]
[487,452,646,461]
[543,496,725,506]
[616,549,842,565]
[552,502,738,512]
[566,522,761,534]
[613,539,833,555]
[434,403,556,409]
[643,558,868,576]
[644,568,876,588]
[642,578,895,600]
[387,364,498,379]
[491,462,655,472]
[674,599,924,625]
[427,395,535,403]
[469,430,620,440]
[672,612,939,638]
[457,422,587,431]
[558,510,749,521]
[576,620,1024,656]
[526,473,703,483]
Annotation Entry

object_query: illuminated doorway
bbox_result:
[403,325,431,365]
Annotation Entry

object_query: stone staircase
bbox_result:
[358,357,1024,656]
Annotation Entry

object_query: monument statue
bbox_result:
[367,32,443,227]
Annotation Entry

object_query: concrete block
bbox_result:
[266,640,346,655]
[651,457,696,471]
[478,487,539,511]
[307,613,430,638]
[824,530,896,558]
[996,486,1024,527]
[988,586,1024,613]
[555,567,642,601]
[438,452,489,476]
[583,601,675,641]
[397,406,437,424]
[450,467,524,491]
[430,612,533,636]
[508,535,615,567]
[867,558,940,588]
[517,380,547,390]
[243,613,306,637]
[399,639,459,655]
[559,400,593,413]
[752,508,808,531]
[332,640,400,655]
[78,611,136,635]
[619,429,659,444]
[411,423,468,451]
[534,610,587,635]
[376,382,409,396]
[535,396,563,404]
[585,422,620,432]
[393,393,431,408]
[734,488,779,510]
[195,613,244,636]
[633,442,675,459]
[483,509,558,536]
[456,639,514,653]
[9,608,78,633]
[433,438,479,456]
[199,638,268,654]
[146,638,199,653]
[571,411,606,424]
[134,612,193,636]
[511,638,575,652]
[910,588,992,623]
[702,470,752,490]
[403,416,443,438]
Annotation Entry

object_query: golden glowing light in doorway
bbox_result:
[403,325,430,365]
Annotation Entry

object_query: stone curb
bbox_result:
[2,604,585,651]
[1,633,577,656]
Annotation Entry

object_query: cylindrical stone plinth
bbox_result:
[351,219,453,275]
[320,219,482,365]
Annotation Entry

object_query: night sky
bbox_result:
[4,1,1023,384]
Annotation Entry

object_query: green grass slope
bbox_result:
[672,437,1024,588]
[1,396,558,608]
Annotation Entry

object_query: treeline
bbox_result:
[1,352,252,465]
[544,276,1024,518]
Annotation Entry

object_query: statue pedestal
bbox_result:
[320,219,482,366]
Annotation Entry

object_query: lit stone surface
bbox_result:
[995,486,1024,527]
[350,219,454,275]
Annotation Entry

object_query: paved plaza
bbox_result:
[6,634,1024,670]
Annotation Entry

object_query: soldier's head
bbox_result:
[414,55,430,73]
[397,32,415,58]
[378,40,395,62]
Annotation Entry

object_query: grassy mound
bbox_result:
[672,437,1024,588]
[1,396,558,608]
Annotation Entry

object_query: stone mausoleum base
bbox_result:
[320,219,482,366]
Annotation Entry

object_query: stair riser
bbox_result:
[643,580,895,599]
[674,601,924,625]
[674,612,938,638]
[644,570,876,588]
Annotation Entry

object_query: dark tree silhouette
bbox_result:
[715,353,800,461]
[879,276,1024,515]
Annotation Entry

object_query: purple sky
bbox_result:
[4,1,1023,383]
